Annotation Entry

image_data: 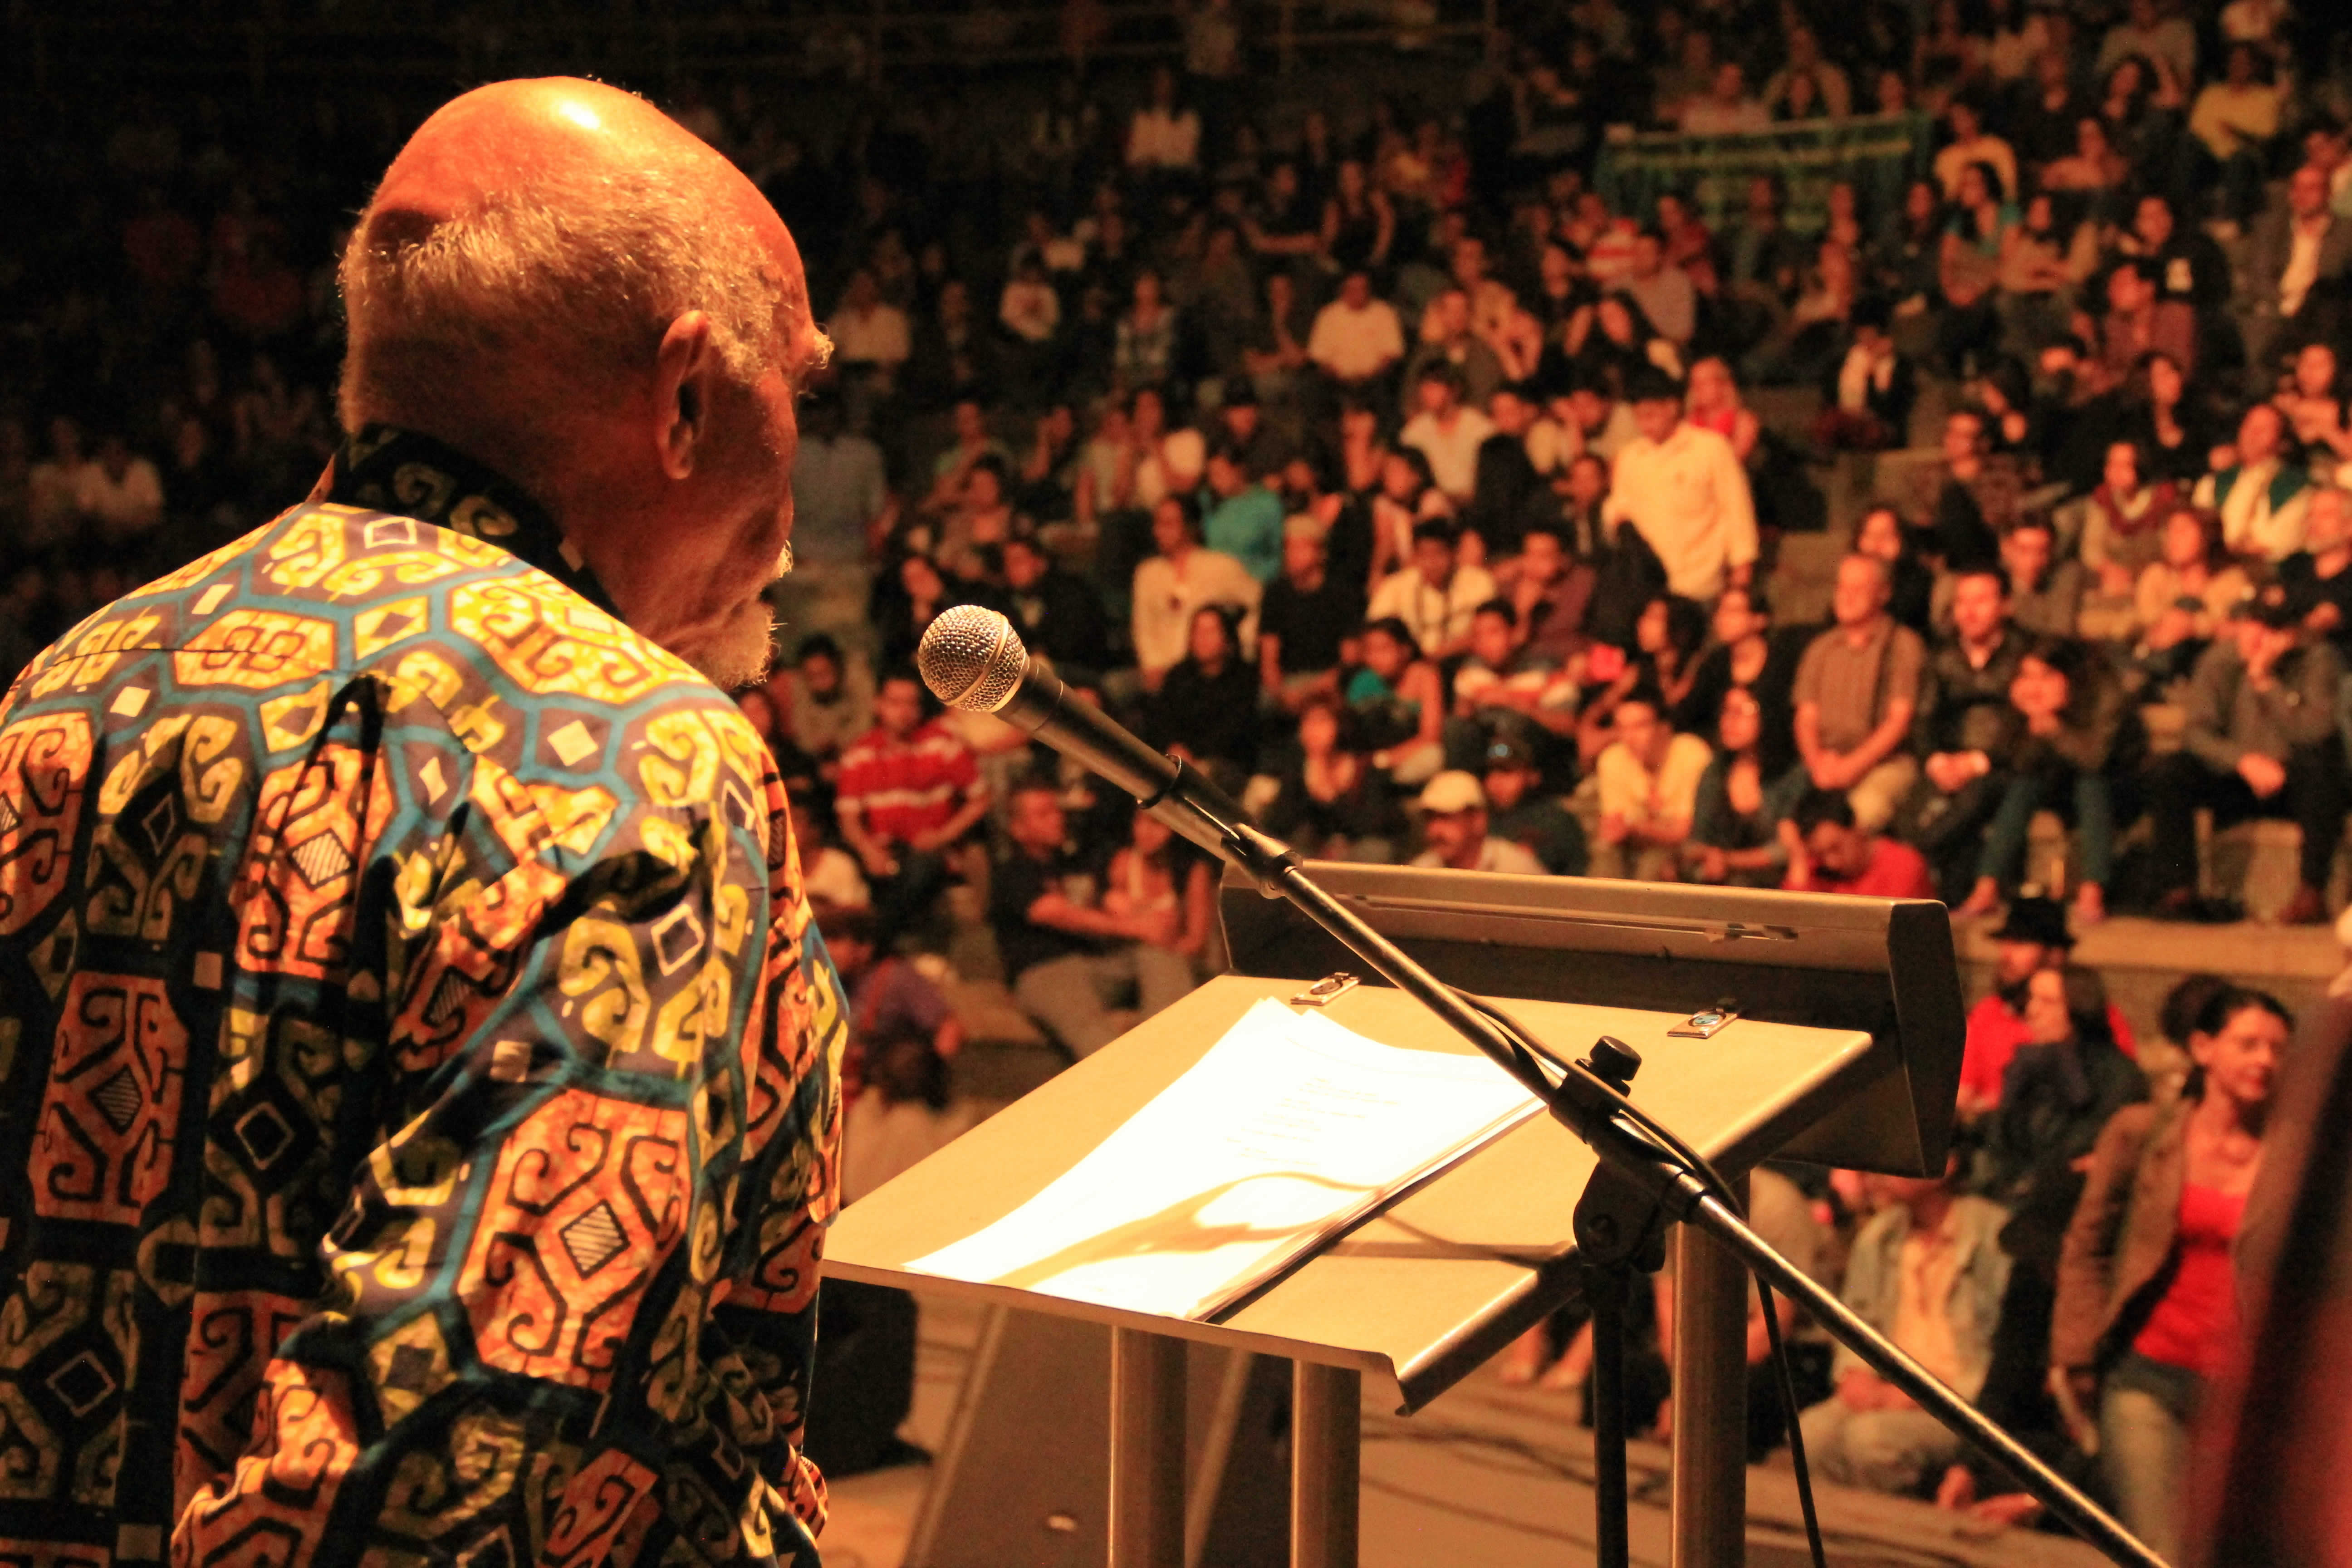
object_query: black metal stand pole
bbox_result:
[1587,1261,1631,1568]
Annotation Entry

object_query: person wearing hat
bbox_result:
[1482,737,1587,875]
[1959,894,2140,1116]
[1410,770,1545,874]
[2146,583,2347,923]
[1601,364,1758,602]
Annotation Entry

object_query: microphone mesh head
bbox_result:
[917,604,1028,713]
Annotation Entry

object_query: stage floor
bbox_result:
[814,1291,2111,1568]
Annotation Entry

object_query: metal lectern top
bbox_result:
[823,973,1874,1414]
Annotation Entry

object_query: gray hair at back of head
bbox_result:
[338,158,795,446]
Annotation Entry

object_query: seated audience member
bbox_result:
[2075,439,2178,640]
[1590,688,1710,881]
[1676,584,1804,778]
[1131,494,1261,692]
[2132,505,2250,683]
[1605,367,1759,603]
[990,781,1194,1058]
[1793,554,1927,832]
[1261,695,1406,861]
[1481,737,1585,875]
[2097,260,2196,386]
[1259,514,1361,712]
[1464,384,1556,558]
[1781,788,1937,898]
[2277,485,2352,654]
[1002,533,1110,681]
[1799,1148,2011,1496]
[1925,407,2015,571]
[1628,592,1708,720]
[1367,518,1498,661]
[2243,163,2352,362]
[1143,606,1260,789]
[1854,502,1936,636]
[1577,466,1674,651]
[2275,342,2352,472]
[1410,769,1545,874]
[823,906,964,1116]
[1400,361,1497,507]
[1975,639,2133,922]
[1308,270,1407,396]
[1688,686,1808,887]
[1977,965,2150,1210]
[1903,564,2026,904]
[1815,296,1917,454]
[780,633,876,781]
[1446,598,1560,767]
[2147,589,2347,924]
[1103,807,1216,979]
[1560,372,1639,466]
[1368,446,1454,586]
[2193,402,2310,563]
[1958,896,2139,1117]
[1203,440,1285,584]
[2001,514,2084,640]
[836,671,991,949]
[791,793,872,914]
[2054,986,2288,1564]
[1499,522,1596,665]
[1348,617,1448,785]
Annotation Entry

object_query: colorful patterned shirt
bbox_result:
[0,426,845,1568]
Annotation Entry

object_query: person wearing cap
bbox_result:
[1591,686,1713,881]
[2147,584,2347,923]
[1602,365,1759,603]
[1959,895,2140,1116]
[1484,737,1587,875]
[1410,770,1545,874]
[1259,513,1362,713]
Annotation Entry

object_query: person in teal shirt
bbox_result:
[1201,441,1286,583]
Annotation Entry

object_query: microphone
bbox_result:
[916,604,1257,863]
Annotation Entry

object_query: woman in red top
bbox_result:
[2053,985,2287,1561]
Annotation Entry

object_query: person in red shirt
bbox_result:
[836,670,991,947]
[1781,788,1939,899]
[1957,895,2138,1116]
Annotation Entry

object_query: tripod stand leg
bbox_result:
[1671,1182,1748,1568]
[1589,1263,1631,1568]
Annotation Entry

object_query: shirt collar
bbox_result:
[314,424,619,617]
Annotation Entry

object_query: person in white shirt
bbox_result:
[1604,368,1759,602]
[76,432,165,544]
[1590,689,1712,881]
[1399,362,1496,505]
[1126,66,1201,170]
[1409,770,1545,874]
[1129,493,1260,691]
[828,269,911,371]
[1367,518,1498,659]
[1307,270,1407,389]
[2194,402,2312,562]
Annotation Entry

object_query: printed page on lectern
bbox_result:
[904,998,1541,1320]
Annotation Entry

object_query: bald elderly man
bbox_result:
[0,82,844,1564]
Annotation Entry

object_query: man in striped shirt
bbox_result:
[837,671,991,946]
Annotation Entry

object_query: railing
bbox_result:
[8,2,1500,95]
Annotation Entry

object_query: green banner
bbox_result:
[1594,113,1931,236]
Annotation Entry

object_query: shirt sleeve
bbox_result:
[176,711,846,1566]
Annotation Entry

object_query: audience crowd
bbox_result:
[6,0,2347,1551]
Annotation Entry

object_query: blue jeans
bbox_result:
[1979,764,2114,889]
[2101,1352,2204,1563]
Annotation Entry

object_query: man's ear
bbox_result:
[654,310,717,481]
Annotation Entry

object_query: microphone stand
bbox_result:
[1131,760,2167,1568]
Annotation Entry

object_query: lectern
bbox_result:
[823,867,1963,1567]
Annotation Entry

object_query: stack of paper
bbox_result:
[906,999,1540,1320]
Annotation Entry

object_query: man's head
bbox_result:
[1942,408,1986,464]
[2231,585,2301,665]
[1482,739,1538,811]
[1415,361,1464,416]
[1793,788,1870,878]
[1416,770,1490,868]
[339,78,827,688]
[2000,517,2055,593]
[1282,514,1328,582]
[1989,893,2071,983]
[1151,494,1200,558]
[1469,598,1517,669]
[1831,553,1891,629]
[1339,270,1374,309]
[2290,162,2331,222]
[1711,583,1768,647]
[2238,402,2286,464]
[1411,519,1459,583]
[795,631,843,694]
[1611,691,1666,763]
[1218,382,1261,440]
[2305,486,2352,554]
[1008,780,1068,855]
[1949,564,2010,644]
[1002,533,1049,590]
[2133,192,2175,251]
[816,906,878,979]
[1488,385,1535,436]
[2107,258,2156,318]
[1627,368,1684,445]
[1565,452,1609,509]
[874,671,928,739]
[1206,443,1249,498]
[1519,525,1564,582]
